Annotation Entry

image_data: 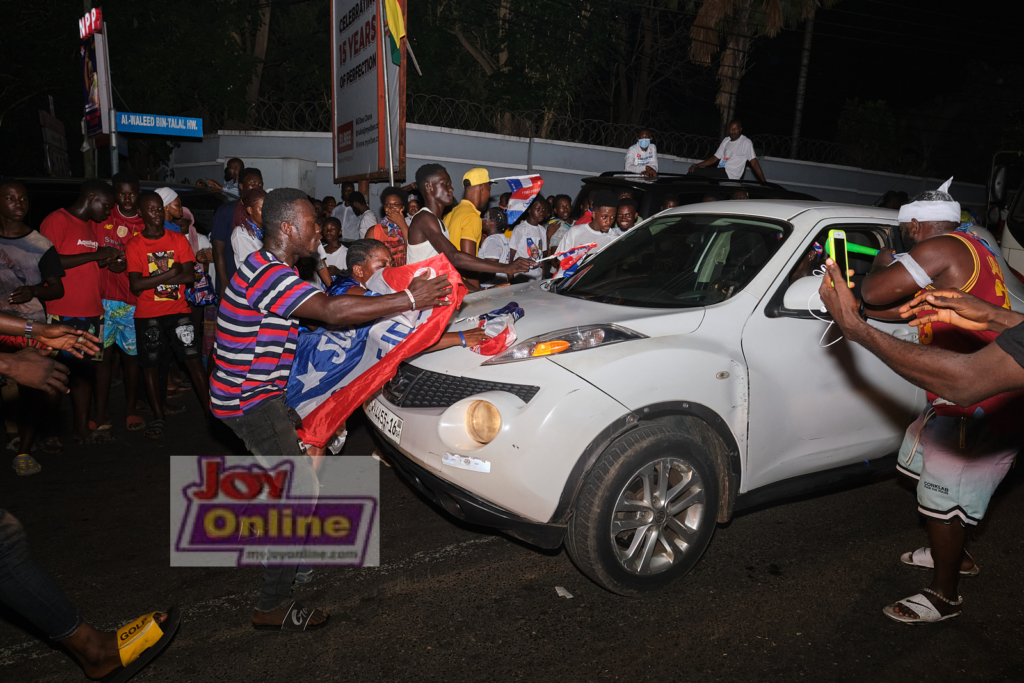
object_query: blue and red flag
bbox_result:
[286,254,466,448]
[553,242,597,278]
[498,175,544,224]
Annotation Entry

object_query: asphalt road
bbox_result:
[2,389,1023,683]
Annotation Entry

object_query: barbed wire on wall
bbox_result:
[233,94,853,166]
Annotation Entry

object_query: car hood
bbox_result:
[445,280,706,342]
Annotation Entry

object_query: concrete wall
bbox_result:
[169,123,987,214]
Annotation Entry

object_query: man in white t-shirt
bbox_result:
[625,128,658,178]
[331,188,361,243]
[346,192,378,239]
[509,198,550,282]
[556,191,622,277]
[477,207,510,286]
[689,119,767,182]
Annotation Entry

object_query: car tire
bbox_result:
[566,424,720,596]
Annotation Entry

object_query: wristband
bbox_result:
[858,299,868,321]
[23,320,32,339]
[403,288,416,310]
[458,331,467,347]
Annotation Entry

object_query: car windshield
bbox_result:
[555,214,790,308]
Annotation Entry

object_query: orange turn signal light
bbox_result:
[532,340,570,357]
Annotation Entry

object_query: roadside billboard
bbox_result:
[331,0,406,184]
[79,8,112,137]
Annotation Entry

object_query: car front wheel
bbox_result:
[566,424,720,596]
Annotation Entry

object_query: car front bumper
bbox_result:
[378,438,567,549]
[365,352,630,524]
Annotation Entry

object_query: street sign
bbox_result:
[116,112,203,138]
[331,0,405,184]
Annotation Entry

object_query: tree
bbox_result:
[688,0,835,136]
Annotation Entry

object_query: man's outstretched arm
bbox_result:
[819,260,1024,406]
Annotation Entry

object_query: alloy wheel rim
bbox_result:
[610,457,706,576]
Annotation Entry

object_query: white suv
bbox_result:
[366,201,1023,595]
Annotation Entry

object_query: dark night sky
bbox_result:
[734,0,1022,147]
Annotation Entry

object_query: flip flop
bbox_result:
[101,608,180,683]
[164,403,187,416]
[901,547,980,577]
[126,415,146,431]
[88,421,113,432]
[883,591,962,624]
[252,601,329,632]
[12,454,41,476]
[145,420,166,440]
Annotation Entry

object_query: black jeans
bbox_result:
[220,396,308,611]
[0,510,82,640]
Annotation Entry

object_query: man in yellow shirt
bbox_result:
[443,168,493,256]
[443,168,493,290]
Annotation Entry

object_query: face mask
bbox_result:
[638,138,650,150]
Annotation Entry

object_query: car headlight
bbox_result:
[466,400,501,444]
[482,324,646,365]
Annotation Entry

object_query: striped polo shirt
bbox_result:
[210,250,320,418]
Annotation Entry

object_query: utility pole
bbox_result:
[789,16,814,160]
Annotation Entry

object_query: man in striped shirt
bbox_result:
[210,188,452,631]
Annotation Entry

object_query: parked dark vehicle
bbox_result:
[3,177,230,234]
[571,172,818,221]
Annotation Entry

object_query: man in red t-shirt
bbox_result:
[93,172,146,433]
[39,179,120,444]
[126,192,212,438]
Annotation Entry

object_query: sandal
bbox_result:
[40,436,62,454]
[883,589,962,624]
[163,403,187,416]
[145,420,166,440]
[127,415,146,431]
[12,454,41,476]
[88,421,113,432]
[102,608,180,683]
[901,547,980,577]
[252,601,328,632]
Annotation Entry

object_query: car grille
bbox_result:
[382,364,540,408]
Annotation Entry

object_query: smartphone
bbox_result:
[827,229,851,287]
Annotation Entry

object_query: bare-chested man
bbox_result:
[405,163,533,281]
[858,179,1024,623]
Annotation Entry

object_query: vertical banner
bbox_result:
[81,36,102,137]
[332,0,405,184]
[79,15,112,138]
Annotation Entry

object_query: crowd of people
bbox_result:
[1,152,1023,680]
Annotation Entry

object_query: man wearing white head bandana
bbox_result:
[855,177,1024,623]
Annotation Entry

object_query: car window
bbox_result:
[785,224,891,299]
[556,214,790,308]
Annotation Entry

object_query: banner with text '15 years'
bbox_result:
[332,0,406,184]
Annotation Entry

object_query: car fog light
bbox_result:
[466,400,501,444]
[532,340,570,357]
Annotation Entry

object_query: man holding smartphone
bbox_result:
[855,180,1024,623]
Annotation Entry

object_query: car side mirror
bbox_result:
[782,275,826,313]
[992,166,1007,204]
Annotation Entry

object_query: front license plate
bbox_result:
[367,398,403,445]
